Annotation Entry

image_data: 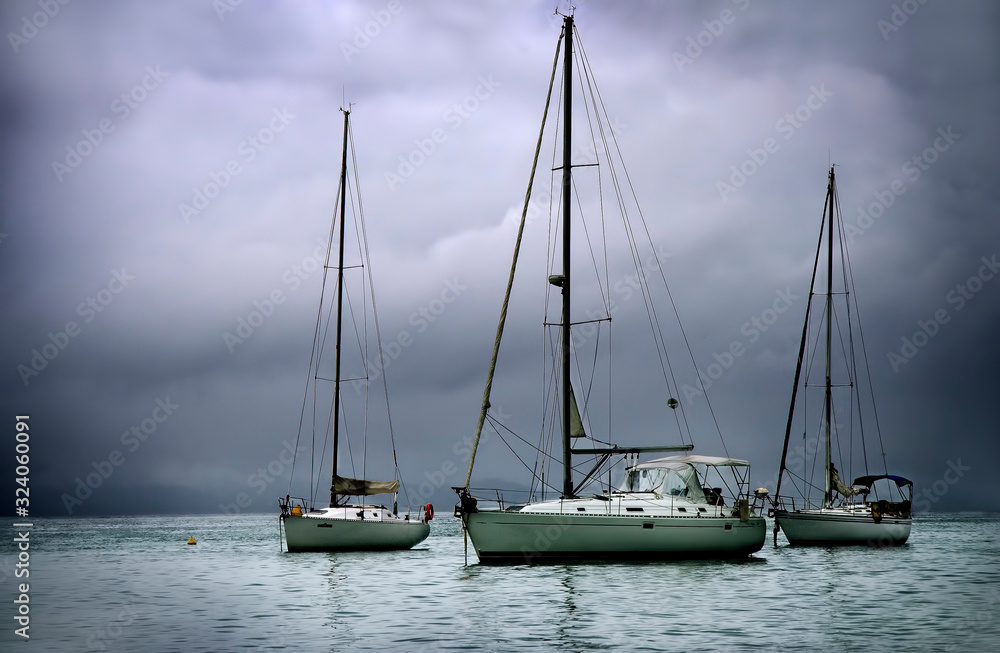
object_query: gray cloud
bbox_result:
[2,0,997,516]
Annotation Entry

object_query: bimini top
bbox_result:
[852,474,913,487]
[638,454,751,469]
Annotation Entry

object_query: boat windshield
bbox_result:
[621,468,666,492]
[620,464,707,502]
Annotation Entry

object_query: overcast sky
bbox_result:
[2,0,997,517]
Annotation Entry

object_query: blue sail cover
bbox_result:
[852,474,913,487]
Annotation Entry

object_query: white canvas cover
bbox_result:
[619,462,707,503]
[642,454,750,467]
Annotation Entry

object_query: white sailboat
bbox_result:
[279,109,430,552]
[771,166,912,547]
[453,13,766,563]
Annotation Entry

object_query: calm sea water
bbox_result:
[3,512,998,652]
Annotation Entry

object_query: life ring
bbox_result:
[424,503,434,522]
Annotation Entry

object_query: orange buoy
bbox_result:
[187,536,197,545]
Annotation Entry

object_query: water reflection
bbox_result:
[19,513,1000,652]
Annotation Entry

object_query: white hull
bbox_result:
[775,508,911,546]
[282,506,429,553]
[464,497,765,563]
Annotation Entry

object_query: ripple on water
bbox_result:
[7,513,1000,651]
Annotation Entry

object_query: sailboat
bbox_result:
[453,14,766,563]
[771,166,912,546]
[278,109,430,552]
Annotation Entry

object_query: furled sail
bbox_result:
[830,466,860,498]
[569,384,587,438]
[333,476,399,496]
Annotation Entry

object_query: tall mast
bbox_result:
[823,166,834,507]
[560,14,574,499]
[330,109,350,507]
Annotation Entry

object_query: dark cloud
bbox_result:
[2,0,997,517]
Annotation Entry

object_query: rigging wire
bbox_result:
[488,413,561,495]
[575,24,717,453]
[345,125,370,488]
[470,19,748,498]
[463,24,565,492]
[286,164,342,507]
[287,110,412,511]
[527,21,734,494]
[780,167,895,506]
[565,41,617,475]
[534,35,566,499]
[835,179,889,478]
